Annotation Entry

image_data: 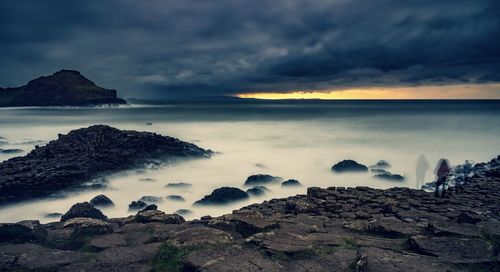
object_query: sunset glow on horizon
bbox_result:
[237,84,500,100]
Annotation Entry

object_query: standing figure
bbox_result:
[416,155,429,189]
[434,158,451,198]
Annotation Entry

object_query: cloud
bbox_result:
[0,0,499,98]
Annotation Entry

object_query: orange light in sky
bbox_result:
[237,84,500,100]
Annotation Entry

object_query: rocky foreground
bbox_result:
[0,70,127,107]
[1,157,499,271]
[0,125,211,205]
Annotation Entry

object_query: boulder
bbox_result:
[374,172,405,181]
[168,227,233,248]
[139,196,163,203]
[175,209,192,215]
[244,174,282,186]
[331,160,368,173]
[89,194,114,207]
[0,149,24,154]
[134,210,185,224]
[246,187,266,196]
[164,182,192,188]
[166,195,185,202]
[370,160,391,169]
[140,204,158,212]
[194,187,249,205]
[60,202,107,222]
[63,217,113,235]
[281,179,302,187]
[129,201,148,210]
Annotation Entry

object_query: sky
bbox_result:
[1,0,500,99]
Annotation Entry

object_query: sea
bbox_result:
[0,100,499,223]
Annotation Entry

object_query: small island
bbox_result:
[0,70,127,107]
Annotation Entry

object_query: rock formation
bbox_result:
[0,125,212,205]
[0,70,127,107]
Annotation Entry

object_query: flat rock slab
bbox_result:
[183,245,283,272]
[0,243,86,270]
[368,217,423,237]
[168,227,233,248]
[95,242,163,265]
[408,235,495,263]
[90,233,127,249]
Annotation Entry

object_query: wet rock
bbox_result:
[331,160,368,173]
[45,212,63,219]
[370,160,391,169]
[166,195,185,202]
[281,179,302,187]
[141,204,158,211]
[374,172,405,181]
[194,187,249,205]
[129,200,148,210]
[0,148,23,154]
[244,174,282,186]
[139,178,155,182]
[61,202,107,221]
[175,209,192,215]
[168,227,233,248]
[90,194,114,207]
[0,125,211,205]
[247,187,266,196]
[164,182,192,188]
[371,168,389,174]
[139,195,163,203]
[134,210,185,224]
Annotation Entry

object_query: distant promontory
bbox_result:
[0,70,127,107]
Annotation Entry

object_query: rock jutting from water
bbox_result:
[194,187,249,205]
[0,70,127,107]
[0,156,499,271]
[89,194,114,207]
[281,179,302,187]
[331,159,369,173]
[0,125,212,205]
[244,174,282,186]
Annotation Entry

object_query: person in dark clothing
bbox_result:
[434,158,451,198]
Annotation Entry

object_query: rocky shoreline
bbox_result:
[0,125,212,205]
[1,156,499,271]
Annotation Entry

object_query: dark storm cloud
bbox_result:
[1,0,499,98]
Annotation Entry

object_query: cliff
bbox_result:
[0,70,127,107]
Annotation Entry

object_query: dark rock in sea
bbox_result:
[0,70,127,107]
[374,172,405,181]
[255,163,267,169]
[371,168,389,174]
[244,174,282,186]
[145,122,153,126]
[139,196,163,203]
[194,187,249,205]
[140,204,158,212]
[0,125,211,205]
[60,202,108,222]
[175,209,193,215]
[44,213,63,219]
[166,195,185,202]
[253,185,270,191]
[165,182,192,188]
[128,200,147,210]
[139,178,155,182]
[331,160,368,173]
[370,160,391,169]
[0,148,24,154]
[246,187,266,196]
[89,194,114,207]
[281,179,302,187]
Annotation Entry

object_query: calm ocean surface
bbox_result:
[1,100,499,222]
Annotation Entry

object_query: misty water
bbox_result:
[0,100,499,223]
